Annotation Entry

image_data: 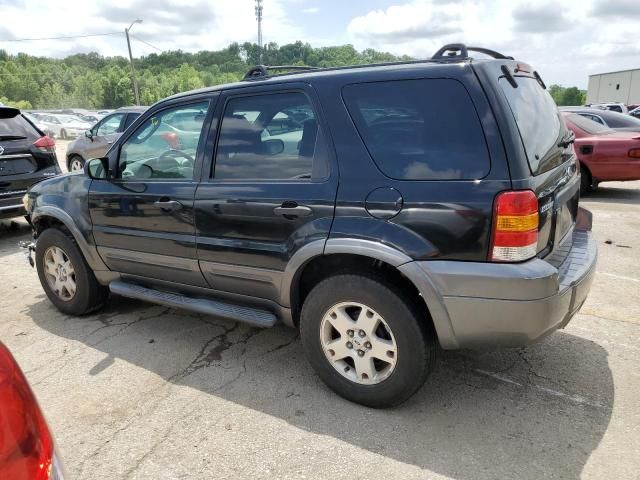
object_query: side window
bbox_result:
[214,92,323,180]
[123,113,139,130]
[118,101,209,181]
[343,79,490,180]
[96,114,125,136]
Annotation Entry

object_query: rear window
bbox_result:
[566,113,613,135]
[601,111,640,129]
[0,111,40,140]
[499,77,563,174]
[343,79,490,180]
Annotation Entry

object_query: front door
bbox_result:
[89,97,214,287]
[194,84,337,303]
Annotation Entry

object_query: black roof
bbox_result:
[164,43,517,103]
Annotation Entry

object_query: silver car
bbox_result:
[65,106,146,171]
[37,114,92,140]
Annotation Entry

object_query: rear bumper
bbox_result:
[411,227,597,349]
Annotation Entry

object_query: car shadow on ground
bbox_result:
[583,185,640,205]
[27,294,614,480]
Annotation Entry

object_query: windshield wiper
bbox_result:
[558,132,575,148]
[0,135,27,140]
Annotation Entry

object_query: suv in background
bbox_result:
[65,106,146,171]
[23,44,597,407]
[589,102,629,114]
[0,106,60,220]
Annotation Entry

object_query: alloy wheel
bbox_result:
[320,302,398,385]
[43,246,77,301]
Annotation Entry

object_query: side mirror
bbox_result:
[262,138,285,156]
[85,130,93,141]
[84,157,108,179]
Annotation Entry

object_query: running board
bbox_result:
[109,281,277,328]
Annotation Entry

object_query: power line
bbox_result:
[130,34,162,52]
[0,32,121,42]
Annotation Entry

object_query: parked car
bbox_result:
[559,107,640,132]
[589,102,628,114]
[0,107,60,220]
[22,112,51,136]
[23,44,597,407]
[629,106,640,119]
[562,112,640,193]
[0,342,65,479]
[65,106,146,171]
[37,114,92,140]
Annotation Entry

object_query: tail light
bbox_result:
[33,136,56,153]
[489,190,539,262]
[0,343,64,479]
[629,148,640,158]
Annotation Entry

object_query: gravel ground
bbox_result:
[0,142,638,479]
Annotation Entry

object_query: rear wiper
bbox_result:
[558,132,575,148]
[0,135,27,140]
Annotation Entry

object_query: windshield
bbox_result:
[565,113,614,135]
[499,76,564,175]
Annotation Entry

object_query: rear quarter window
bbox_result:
[342,79,490,180]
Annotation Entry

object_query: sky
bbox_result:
[0,0,639,88]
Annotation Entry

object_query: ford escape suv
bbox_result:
[23,44,597,407]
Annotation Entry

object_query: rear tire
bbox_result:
[36,227,108,315]
[580,165,591,195]
[300,274,436,408]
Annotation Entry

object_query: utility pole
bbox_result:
[255,0,263,63]
[125,19,142,106]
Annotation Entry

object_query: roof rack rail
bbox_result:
[431,43,513,61]
[243,64,320,80]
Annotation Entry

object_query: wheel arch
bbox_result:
[284,239,458,349]
[32,206,108,272]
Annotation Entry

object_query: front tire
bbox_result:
[36,227,108,315]
[68,155,85,172]
[300,274,436,408]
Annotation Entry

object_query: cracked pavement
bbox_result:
[0,146,638,479]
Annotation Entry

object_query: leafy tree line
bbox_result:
[548,84,587,106]
[0,41,408,109]
[0,41,585,109]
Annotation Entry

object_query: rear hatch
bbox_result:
[497,68,580,258]
[0,107,57,205]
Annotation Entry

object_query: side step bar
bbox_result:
[109,281,278,328]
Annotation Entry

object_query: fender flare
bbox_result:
[31,205,109,271]
[281,238,459,348]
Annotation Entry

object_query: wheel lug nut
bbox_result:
[347,330,354,337]
[358,330,366,337]
[346,342,353,349]
[357,350,365,357]
[365,341,372,349]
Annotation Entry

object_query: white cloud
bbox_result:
[303,7,319,14]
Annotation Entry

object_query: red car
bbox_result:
[0,342,64,479]
[562,112,640,193]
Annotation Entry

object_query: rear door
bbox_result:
[496,66,580,256]
[88,96,215,286]
[194,83,337,302]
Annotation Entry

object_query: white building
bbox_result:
[587,68,640,105]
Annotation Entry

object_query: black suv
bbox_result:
[1,107,60,220]
[24,45,597,407]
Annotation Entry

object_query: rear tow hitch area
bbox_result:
[19,240,36,267]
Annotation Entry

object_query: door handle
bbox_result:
[153,200,182,211]
[274,204,313,218]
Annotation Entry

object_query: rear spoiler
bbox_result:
[0,107,20,119]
